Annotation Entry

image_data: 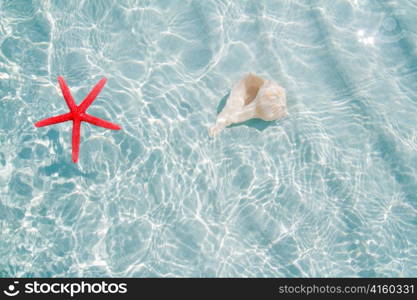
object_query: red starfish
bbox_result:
[35,76,121,163]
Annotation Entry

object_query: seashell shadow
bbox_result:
[215,92,275,132]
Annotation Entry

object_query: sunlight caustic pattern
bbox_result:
[0,0,416,277]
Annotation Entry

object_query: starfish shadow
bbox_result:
[38,129,97,178]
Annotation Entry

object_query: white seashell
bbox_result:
[209,73,287,137]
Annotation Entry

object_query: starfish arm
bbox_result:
[79,78,107,112]
[34,112,72,127]
[72,119,81,163]
[58,76,77,112]
[82,113,121,130]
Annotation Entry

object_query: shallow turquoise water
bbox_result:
[1,0,417,277]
